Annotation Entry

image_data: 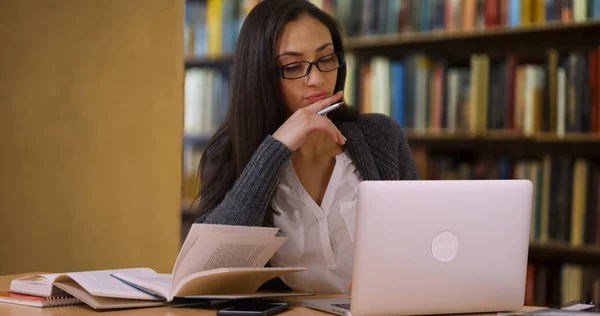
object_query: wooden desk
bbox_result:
[0,273,542,315]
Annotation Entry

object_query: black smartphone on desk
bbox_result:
[216,300,289,316]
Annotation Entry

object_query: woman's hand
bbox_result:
[272,91,346,151]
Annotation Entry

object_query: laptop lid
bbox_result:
[350,180,532,316]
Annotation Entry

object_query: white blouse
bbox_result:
[269,151,363,294]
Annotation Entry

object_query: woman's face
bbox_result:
[275,14,340,115]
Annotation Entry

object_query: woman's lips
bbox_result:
[304,91,328,103]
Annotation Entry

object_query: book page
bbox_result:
[12,272,65,285]
[10,273,68,297]
[172,267,307,299]
[54,281,166,310]
[110,273,173,300]
[65,268,161,300]
[172,224,279,278]
[172,232,287,290]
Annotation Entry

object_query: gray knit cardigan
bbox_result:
[195,113,420,225]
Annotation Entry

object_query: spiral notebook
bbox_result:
[0,291,82,308]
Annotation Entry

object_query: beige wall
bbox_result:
[0,0,183,274]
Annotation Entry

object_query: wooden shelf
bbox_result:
[183,134,211,147]
[183,131,600,155]
[529,241,600,266]
[346,20,600,59]
[406,131,600,142]
[185,53,233,68]
[345,20,600,55]
[406,132,600,158]
[183,20,600,66]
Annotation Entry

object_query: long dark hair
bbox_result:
[193,0,358,217]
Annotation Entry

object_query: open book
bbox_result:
[110,223,309,301]
[9,224,308,309]
[9,268,168,309]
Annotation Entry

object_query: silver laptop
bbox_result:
[301,180,533,316]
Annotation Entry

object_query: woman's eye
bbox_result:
[320,57,334,63]
[284,65,303,71]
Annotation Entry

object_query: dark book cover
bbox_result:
[546,49,559,133]
[439,60,448,129]
[398,0,414,32]
[577,51,591,132]
[348,0,365,37]
[548,156,573,242]
[565,53,578,132]
[411,0,421,32]
[589,50,599,133]
[360,0,375,35]
[487,60,506,129]
[403,56,417,129]
[556,156,574,242]
[431,0,446,30]
[584,163,598,245]
[504,55,518,130]
[374,0,388,35]
[534,265,548,306]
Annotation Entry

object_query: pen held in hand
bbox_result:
[317,101,344,115]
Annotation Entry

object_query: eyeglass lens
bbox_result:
[282,53,342,79]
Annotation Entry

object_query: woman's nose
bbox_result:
[305,64,325,86]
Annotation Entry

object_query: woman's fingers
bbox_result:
[310,115,345,145]
[272,97,347,151]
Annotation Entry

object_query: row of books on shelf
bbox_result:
[184,0,256,58]
[343,47,600,136]
[337,0,600,38]
[525,262,600,308]
[182,146,205,204]
[183,47,600,138]
[183,0,600,58]
[184,68,229,137]
[417,153,600,247]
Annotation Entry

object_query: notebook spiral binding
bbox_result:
[45,295,81,307]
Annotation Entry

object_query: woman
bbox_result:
[193,0,419,294]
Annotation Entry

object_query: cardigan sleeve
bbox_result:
[195,135,292,226]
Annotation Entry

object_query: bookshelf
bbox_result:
[182,0,600,308]
[530,241,600,266]
[405,132,600,158]
[182,19,600,66]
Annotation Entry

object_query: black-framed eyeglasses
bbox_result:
[275,52,345,80]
